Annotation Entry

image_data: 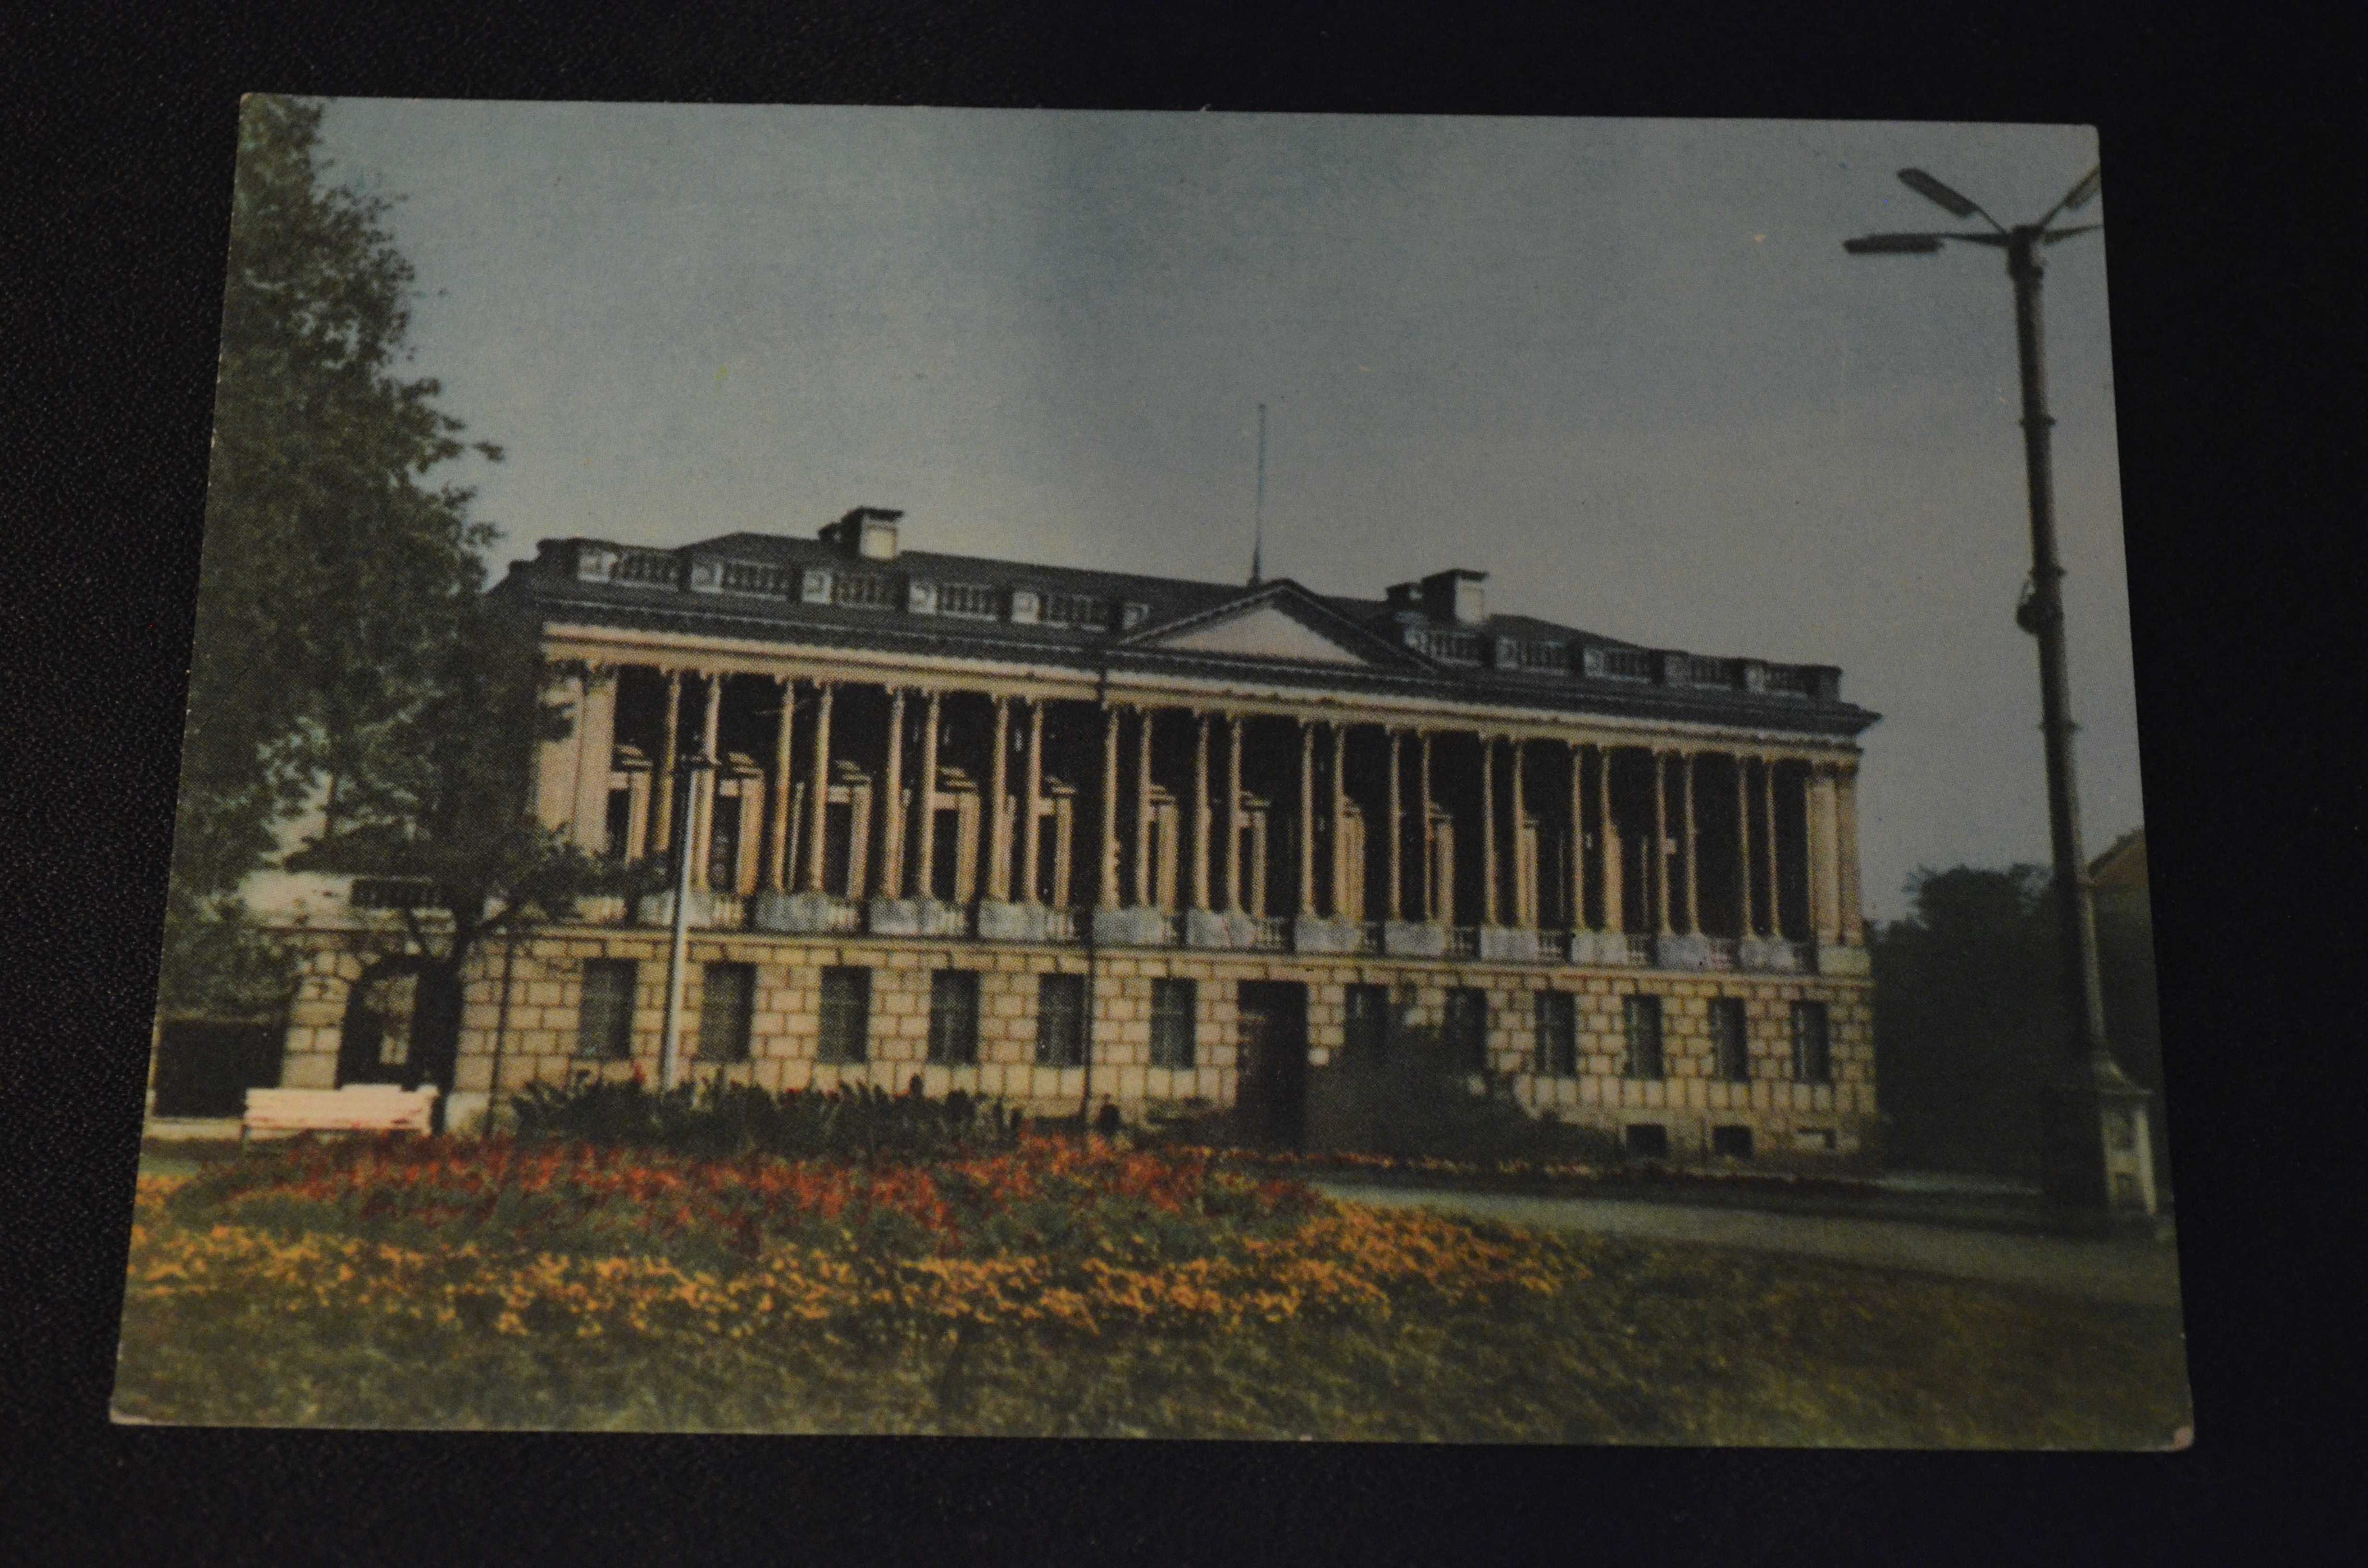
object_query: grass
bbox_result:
[113,1138,2189,1445]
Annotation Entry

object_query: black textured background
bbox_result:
[3,2,2359,1561]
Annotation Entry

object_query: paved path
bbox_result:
[1314,1182,2185,1308]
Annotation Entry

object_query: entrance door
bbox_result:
[152,1021,285,1118]
[1234,980,1309,1148]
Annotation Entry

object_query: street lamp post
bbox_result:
[1847,165,2159,1221]
[657,751,715,1092]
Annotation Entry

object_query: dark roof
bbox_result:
[500,526,1879,739]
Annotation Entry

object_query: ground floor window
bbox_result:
[1149,978,1196,1068]
[928,970,980,1065]
[1623,993,1664,1080]
[1625,1123,1670,1159]
[578,960,637,1061]
[1711,1124,1754,1159]
[1036,973,1086,1066]
[1344,982,1390,1059]
[818,966,870,1064]
[1791,1000,1831,1083]
[1444,987,1489,1071]
[1710,995,1750,1083]
[1534,991,1577,1077]
[698,962,755,1063]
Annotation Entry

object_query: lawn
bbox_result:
[114,1136,2189,1445]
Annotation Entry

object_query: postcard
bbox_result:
[119,98,2186,1444]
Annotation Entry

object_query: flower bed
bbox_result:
[118,1137,2191,1443]
[130,1137,1576,1340]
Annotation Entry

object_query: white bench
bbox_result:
[241,1085,439,1145]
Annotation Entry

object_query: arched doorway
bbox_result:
[337,959,462,1095]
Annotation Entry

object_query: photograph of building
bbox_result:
[119,100,2183,1444]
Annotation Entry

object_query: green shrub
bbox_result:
[507,1074,1023,1163]
[1303,1025,1624,1164]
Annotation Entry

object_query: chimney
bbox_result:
[820,506,903,561]
[1418,568,1489,626]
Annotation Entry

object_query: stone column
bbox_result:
[1762,758,1781,938]
[1510,736,1531,928]
[1680,750,1700,935]
[1480,735,1499,926]
[803,683,834,893]
[1562,743,1579,931]
[1225,716,1245,913]
[915,688,943,901]
[626,760,653,864]
[1022,700,1044,906]
[1599,745,1624,935]
[987,696,1011,902]
[1387,728,1405,922]
[766,677,795,892]
[689,672,724,892]
[652,668,683,856]
[879,687,907,896]
[1838,764,1864,945]
[569,664,618,854]
[1192,712,1212,911]
[1297,718,1316,916]
[1099,702,1121,908]
[534,666,585,831]
[1134,706,1156,906]
[1810,763,1843,943]
[1653,751,1673,936]
[1330,722,1349,918]
[1420,730,1438,921]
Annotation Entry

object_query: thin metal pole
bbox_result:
[2008,227,2112,1073]
[484,929,518,1137]
[1251,403,1267,585]
[658,755,708,1091]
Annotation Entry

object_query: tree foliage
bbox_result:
[1872,862,2163,1177]
[161,95,512,1017]
[285,600,633,977]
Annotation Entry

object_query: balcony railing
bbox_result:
[572,894,630,925]
[559,888,1831,974]
[832,573,901,609]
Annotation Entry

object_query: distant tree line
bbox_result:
[1872,863,2163,1179]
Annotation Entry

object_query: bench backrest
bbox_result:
[243,1085,439,1136]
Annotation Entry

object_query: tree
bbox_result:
[160,95,501,1016]
[283,597,638,1095]
[1872,861,2163,1178]
[1872,866,2064,1176]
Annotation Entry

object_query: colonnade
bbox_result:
[535,663,1865,947]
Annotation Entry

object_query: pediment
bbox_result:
[1141,601,1377,666]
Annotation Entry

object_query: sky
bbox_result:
[310,102,2141,923]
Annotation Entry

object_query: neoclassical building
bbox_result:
[255,507,1881,1160]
